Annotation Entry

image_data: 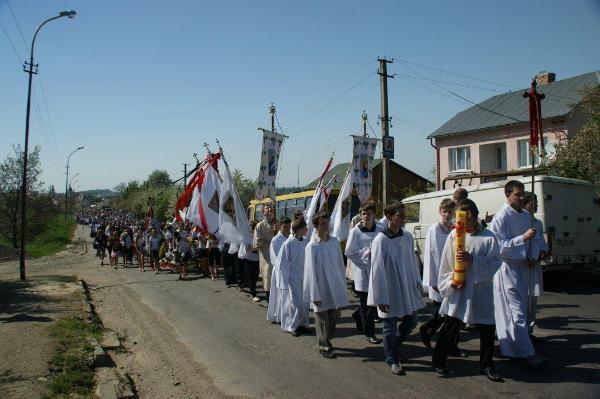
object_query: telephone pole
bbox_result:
[182,163,188,187]
[378,58,394,208]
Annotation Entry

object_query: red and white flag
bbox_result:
[304,156,334,235]
[185,153,222,234]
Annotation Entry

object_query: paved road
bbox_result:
[3,229,599,398]
[88,253,600,398]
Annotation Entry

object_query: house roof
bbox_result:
[305,158,431,189]
[428,71,600,139]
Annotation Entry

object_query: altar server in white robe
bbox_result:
[303,210,349,359]
[420,198,456,349]
[267,217,292,323]
[278,218,310,336]
[491,180,547,367]
[431,199,503,381]
[345,200,383,344]
[368,201,425,375]
[523,191,548,340]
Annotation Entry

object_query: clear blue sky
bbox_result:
[2,0,599,192]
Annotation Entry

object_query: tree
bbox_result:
[146,170,171,188]
[232,169,256,209]
[0,145,48,247]
[548,86,600,189]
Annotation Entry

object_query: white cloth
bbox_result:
[303,236,349,313]
[531,218,547,297]
[438,227,501,325]
[422,223,452,302]
[329,165,354,242]
[267,232,289,322]
[491,203,538,358]
[277,235,310,332]
[238,243,258,261]
[344,223,382,292]
[367,230,425,319]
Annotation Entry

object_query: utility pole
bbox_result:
[182,163,188,187]
[378,58,394,208]
[269,103,276,132]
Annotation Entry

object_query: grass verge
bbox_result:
[45,315,103,397]
[26,213,77,258]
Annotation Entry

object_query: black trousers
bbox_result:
[420,301,460,350]
[222,249,237,286]
[432,316,495,370]
[236,256,247,288]
[356,291,377,337]
[245,259,260,297]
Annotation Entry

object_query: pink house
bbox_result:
[428,71,600,189]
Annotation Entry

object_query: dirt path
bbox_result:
[0,227,237,399]
[0,275,84,398]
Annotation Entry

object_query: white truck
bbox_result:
[402,176,600,271]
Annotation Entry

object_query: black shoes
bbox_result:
[481,367,503,382]
[291,329,301,337]
[366,336,382,344]
[319,349,336,359]
[433,367,452,377]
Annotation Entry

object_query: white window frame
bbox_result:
[517,137,550,168]
[448,146,471,173]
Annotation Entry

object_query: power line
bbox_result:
[394,72,505,92]
[0,17,23,63]
[281,58,375,126]
[6,0,28,48]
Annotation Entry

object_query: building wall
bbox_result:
[372,163,432,202]
[435,120,568,189]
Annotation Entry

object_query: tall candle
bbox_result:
[453,210,467,283]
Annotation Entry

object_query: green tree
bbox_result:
[232,169,256,208]
[146,170,171,188]
[0,145,56,248]
[549,86,600,189]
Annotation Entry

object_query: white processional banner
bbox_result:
[256,129,286,201]
[330,165,354,241]
[352,136,379,202]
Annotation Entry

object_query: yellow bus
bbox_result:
[247,188,361,222]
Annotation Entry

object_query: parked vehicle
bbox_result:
[402,176,600,271]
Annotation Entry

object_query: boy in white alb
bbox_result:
[303,211,349,359]
[267,217,292,323]
[432,199,502,381]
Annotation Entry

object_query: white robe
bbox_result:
[491,203,539,358]
[303,236,349,313]
[344,223,382,292]
[438,227,501,324]
[531,218,547,297]
[422,223,451,302]
[277,235,310,332]
[367,230,425,319]
[267,232,288,322]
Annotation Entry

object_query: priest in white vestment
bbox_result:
[491,180,547,367]
[431,199,502,381]
[368,201,425,375]
[267,217,291,323]
[277,219,310,335]
[303,211,349,359]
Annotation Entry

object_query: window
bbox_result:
[404,202,420,223]
[448,146,471,172]
[518,137,550,167]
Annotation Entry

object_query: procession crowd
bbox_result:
[79,179,548,382]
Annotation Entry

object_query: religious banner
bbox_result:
[255,129,286,201]
[330,165,354,241]
[351,136,379,202]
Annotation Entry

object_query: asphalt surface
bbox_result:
[89,256,600,398]
[2,228,599,398]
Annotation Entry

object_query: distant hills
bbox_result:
[81,189,119,199]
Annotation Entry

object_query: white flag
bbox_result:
[256,129,286,201]
[217,152,253,246]
[185,154,221,234]
[330,165,354,241]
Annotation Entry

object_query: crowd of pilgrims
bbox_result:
[79,179,548,381]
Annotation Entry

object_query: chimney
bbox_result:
[535,71,556,85]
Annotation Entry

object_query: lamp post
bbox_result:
[65,146,83,234]
[20,10,77,281]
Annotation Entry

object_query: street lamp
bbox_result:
[20,10,77,281]
[65,146,83,234]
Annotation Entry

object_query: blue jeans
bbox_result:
[382,312,418,364]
